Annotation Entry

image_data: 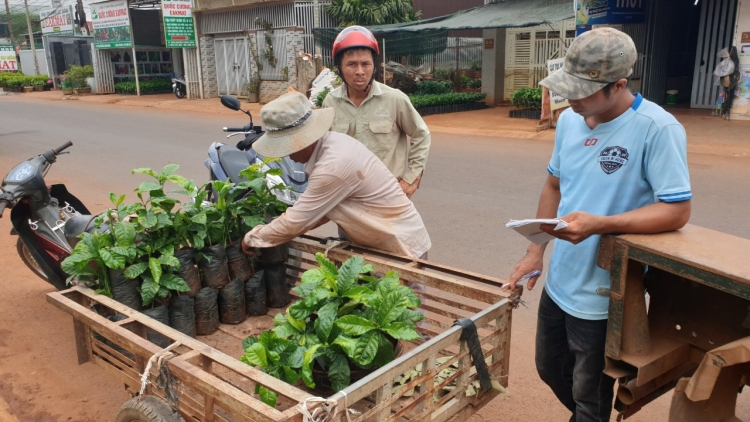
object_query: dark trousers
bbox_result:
[536,289,615,422]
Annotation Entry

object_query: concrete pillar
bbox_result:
[481,28,506,105]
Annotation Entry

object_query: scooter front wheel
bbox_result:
[175,86,185,99]
[17,238,49,281]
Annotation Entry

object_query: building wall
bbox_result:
[731,0,750,119]
[256,29,304,103]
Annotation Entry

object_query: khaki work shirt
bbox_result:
[322,81,431,184]
[244,132,431,258]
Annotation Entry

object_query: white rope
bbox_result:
[299,392,360,422]
[138,341,181,398]
[324,240,351,258]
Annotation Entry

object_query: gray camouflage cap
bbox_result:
[540,27,637,100]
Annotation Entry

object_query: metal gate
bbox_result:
[214,37,251,96]
[691,0,738,108]
[91,44,114,94]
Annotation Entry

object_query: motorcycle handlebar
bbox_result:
[0,201,7,218]
[53,141,73,155]
[223,127,247,132]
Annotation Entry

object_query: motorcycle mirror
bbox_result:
[221,95,241,111]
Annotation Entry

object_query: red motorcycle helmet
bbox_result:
[332,25,380,61]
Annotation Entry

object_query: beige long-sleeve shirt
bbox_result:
[244,132,431,258]
[322,81,431,184]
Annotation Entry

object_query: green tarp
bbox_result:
[313,0,574,56]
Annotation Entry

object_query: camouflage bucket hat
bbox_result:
[540,27,637,100]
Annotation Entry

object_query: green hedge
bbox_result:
[511,87,542,110]
[415,80,453,95]
[114,79,172,94]
[0,73,49,89]
[408,92,487,109]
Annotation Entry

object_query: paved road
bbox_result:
[1,96,749,421]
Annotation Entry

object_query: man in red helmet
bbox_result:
[322,25,431,199]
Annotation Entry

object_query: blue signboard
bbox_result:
[575,0,647,26]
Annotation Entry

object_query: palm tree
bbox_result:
[325,0,421,27]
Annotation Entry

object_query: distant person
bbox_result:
[506,28,691,422]
[322,25,430,199]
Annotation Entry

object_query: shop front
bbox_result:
[40,6,94,86]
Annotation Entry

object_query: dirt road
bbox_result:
[1,94,750,421]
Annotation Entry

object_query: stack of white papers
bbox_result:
[506,219,569,245]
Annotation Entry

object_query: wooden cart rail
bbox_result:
[47,236,517,422]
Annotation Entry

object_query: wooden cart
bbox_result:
[47,236,519,422]
[598,224,750,421]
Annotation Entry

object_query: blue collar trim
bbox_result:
[631,93,643,111]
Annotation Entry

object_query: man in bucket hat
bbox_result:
[505,28,691,421]
[241,91,431,260]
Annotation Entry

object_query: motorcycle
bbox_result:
[172,76,187,99]
[0,142,106,290]
[205,95,308,204]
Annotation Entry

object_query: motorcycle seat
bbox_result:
[217,144,252,184]
[65,214,109,247]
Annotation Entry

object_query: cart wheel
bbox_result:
[115,396,185,422]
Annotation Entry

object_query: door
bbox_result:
[214,37,251,96]
[691,0,738,108]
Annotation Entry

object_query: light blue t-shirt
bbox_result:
[545,94,691,320]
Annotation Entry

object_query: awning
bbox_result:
[313,0,575,56]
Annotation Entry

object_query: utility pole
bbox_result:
[23,0,39,75]
[3,0,16,49]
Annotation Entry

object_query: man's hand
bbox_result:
[241,238,257,256]
[506,249,544,291]
[542,211,603,245]
[399,173,422,199]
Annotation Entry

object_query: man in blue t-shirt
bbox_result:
[506,28,691,422]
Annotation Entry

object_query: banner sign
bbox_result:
[162,0,196,48]
[0,45,17,71]
[547,58,570,111]
[575,0,646,26]
[40,6,76,37]
[91,0,132,49]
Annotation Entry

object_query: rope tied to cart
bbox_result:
[138,341,182,411]
[299,391,360,422]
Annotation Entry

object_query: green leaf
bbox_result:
[315,302,338,343]
[376,293,409,327]
[99,249,126,270]
[132,168,158,178]
[370,335,396,368]
[137,180,162,193]
[335,315,377,336]
[395,309,425,324]
[191,212,207,225]
[352,331,380,367]
[149,257,163,284]
[243,215,265,228]
[315,253,338,279]
[242,336,259,350]
[257,385,278,408]
[382,322,422,341]
[328,353,350,392]
[341,286,374,302]
[243,343,269,367]
[112,222,136,247]
[272,323,299,338]
[111,246,135,260]
[167,174,192,190]
[301,344,321,388]
[336,256,363,293]
[289,300,316,321]
[287,313,306,332]
[160,274,190,292]
[360,264,375,274]
[161,164,180,176]
[140,277,159,306]
[286,346,306,368]
[109,193,126,207]
[124,262,148,279]
[282,366,301,385]
[139,211,158,229]
[301,268,325,284]
[332,335,357,357]
[258,331,275,347]
[157,254,180,269]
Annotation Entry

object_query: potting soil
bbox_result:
[175,248,201,297]
[168,294,196,338]
[245,269,267,316]
[218,278,246,324]
[142,305,172,348]
[226,241,254,282]
[194,287,220,336]
[259,243,289,265]
[198,244,231,289]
